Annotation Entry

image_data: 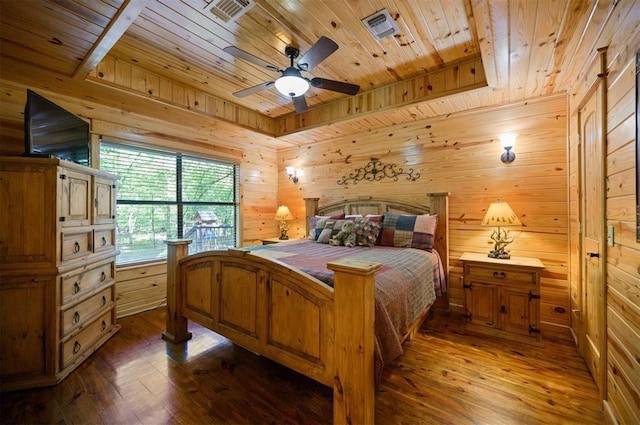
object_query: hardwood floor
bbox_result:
[0,308,604,424]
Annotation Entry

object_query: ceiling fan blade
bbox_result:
[292,95,308,113]
[310,78,360,95]
[232,81,275,98]
[223,46,280,72]
[297,36,338,72]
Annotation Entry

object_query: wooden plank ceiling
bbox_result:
[0,0,612,147]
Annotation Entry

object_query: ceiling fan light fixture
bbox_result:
[275,74,309,97]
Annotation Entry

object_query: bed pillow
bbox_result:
[308,214,345,240]
[379,213,437,251]
[354,218,383,247]
[316,219,347,244]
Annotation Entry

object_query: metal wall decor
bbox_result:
[337,157,421,185]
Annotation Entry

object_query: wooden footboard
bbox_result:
[163,241,381,425]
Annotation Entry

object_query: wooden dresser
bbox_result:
[0,157,120,392]
[461,252,545,345]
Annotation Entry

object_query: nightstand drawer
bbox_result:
[465,264,536,285]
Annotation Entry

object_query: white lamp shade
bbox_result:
[274,205,293,221]
[481,200,522,227]
[275,75,310,97]
[285,166,296,176]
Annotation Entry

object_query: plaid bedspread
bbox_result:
[243,240,445,386]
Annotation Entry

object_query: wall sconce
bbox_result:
[285,166,299,183]
[274,205,293,240]
[481,199,522,259]
[500,133,517,163]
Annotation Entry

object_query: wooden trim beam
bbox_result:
[276,55,487,136]
[87,55,486,137]
[73,0,151,80]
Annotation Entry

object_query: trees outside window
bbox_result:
[100,142,239,264]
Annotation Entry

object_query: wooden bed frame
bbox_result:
[163,193,449,425]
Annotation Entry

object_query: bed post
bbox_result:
[162,239,193,343]
[327,258,382,425]
[427,192,450,308]
[304,197,319,237]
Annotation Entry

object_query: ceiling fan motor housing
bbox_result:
[284,46,300,60]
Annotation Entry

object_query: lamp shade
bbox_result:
[481,200,522,227]
[274,205,293,221]
[274,68,310,97]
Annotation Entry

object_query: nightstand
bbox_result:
[460,252,545,345]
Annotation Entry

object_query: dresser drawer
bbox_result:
[61,310,112,368]
[61,286,113,336]
[93,228,115,253]
[61,230,93,262]
[465,264,536,285]
[60,260,114,304]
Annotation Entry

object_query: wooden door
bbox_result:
[579,79,606,395]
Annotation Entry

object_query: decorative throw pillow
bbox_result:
[308,214,345,240]
[354,218,383,247]
[380,213,437,251]
[317,219,347,244]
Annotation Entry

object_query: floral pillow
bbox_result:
[354,218,383,247]
[379,213,437,251]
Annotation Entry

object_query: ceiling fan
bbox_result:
[223,36,360,113]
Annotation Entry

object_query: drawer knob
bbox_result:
[101,321,107,332]
[587,252,600,258]
[101,236,107,247]
[102,295,107,306]
[73,341,81,354]
[101,271,106,282]
[73,282,81,294]
[493,271,506,279]
[73,311,80,324]
[73,241,80,253]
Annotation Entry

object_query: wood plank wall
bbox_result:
[566,3,640,422]
[277,94,571,343]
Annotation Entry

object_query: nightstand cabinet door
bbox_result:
[502,286,535,337]
[464,282,499,329]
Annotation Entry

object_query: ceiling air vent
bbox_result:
[205,0,254,23]
[362,9,400,40]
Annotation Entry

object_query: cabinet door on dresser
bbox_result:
[0,275,56,386]
[93,176,116,225]
[58,168,91,227]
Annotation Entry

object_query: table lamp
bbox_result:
[481,199,522,259]
[274,205,293,240]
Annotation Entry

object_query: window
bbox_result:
[100,142,239,264]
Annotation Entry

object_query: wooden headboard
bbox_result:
[303,193,450,292]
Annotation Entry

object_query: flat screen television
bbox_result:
[24,89,90,166]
